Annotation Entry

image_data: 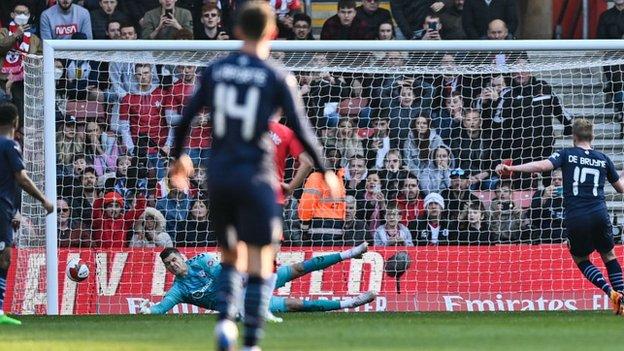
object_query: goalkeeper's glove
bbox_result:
[138,299,152,314]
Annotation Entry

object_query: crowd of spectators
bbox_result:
[0,0,621,248]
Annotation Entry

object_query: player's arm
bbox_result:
[279,74,325,173]
[171,68,212,161]
[169,70,212,190]
[283,152,313,197]
[15,171,52,213]
[141,286,184,315]
[606,157,624,194]
[495,159,554,175]
[612,177,624,194]
[279,74,344,197]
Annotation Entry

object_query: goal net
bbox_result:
[8,42,624,314]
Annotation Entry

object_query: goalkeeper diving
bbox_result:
[139,243,376,316]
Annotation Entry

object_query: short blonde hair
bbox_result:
[236,1,276,40]
[572,118,593,142]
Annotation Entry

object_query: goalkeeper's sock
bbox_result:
[605,259,624,292]
[577,260,612,295]
[301,253,342,274]
[340,242,369,260]
[266,272,277,292]
[215,263,241,322]
[300,299,341,312]
[243,275,271,348]
[0,266,7,312]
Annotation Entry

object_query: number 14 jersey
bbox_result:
[173,52,325,180]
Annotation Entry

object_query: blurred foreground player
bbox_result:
[0,103,53,325]
[139,244,374,315]
[497,118,624,314]
[168,2,341,350]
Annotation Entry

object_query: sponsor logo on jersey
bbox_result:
[191,282,213,299]
[268,130,282,146]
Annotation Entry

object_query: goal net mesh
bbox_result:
[10,48,624,314]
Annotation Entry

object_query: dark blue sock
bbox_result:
[606,259,624,292]
[244,275,271,347]
[577,260,612,295]
[215,263,240,321]
[0,267,7,311]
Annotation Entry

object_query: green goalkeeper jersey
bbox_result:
[150,253,222,314]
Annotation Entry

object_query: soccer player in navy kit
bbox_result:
[168,2,341,350]
[0,103,53,325]
[497,118,624,314]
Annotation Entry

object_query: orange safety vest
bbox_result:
[298,169,346,221]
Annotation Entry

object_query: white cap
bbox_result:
[424,192,445,210]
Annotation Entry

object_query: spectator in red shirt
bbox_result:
[321,0,372,40]
[163,65,211,167]
[396,174,424,227]
[270,0,302,17]
[91,191,146,248]
[119,63,170,179]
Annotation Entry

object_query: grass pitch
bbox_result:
[1,312,622,351]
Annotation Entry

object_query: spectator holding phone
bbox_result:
[412,13,444,40]
[390,0,448,40]
[142,0,192,39]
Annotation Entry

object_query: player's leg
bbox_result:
[594,213,624,314]
[241,244,274,348]
[211,193,241,351]
[601,250,624,293]
[274,242,369,288]
[237,184,280,350]
[572,253,613,295]
[269,292,377,313]
[0,214,21,325]
[263,205,285,323]
[568,215,619,313]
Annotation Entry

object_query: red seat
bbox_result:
[65,100,105,121]
[472,190,495,207]
[513,190,536,208]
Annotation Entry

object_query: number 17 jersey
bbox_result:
[548,147,620,217]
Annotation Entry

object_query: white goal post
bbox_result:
[17,39,624,315]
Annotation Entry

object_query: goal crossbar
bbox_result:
[38,39,624,315]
